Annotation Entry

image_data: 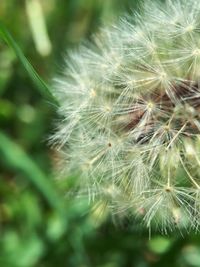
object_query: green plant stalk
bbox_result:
[0,21,59,106]
[0,132,64,217]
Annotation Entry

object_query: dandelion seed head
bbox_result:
[51,0,200,233]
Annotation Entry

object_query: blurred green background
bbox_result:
[0,0,200,266]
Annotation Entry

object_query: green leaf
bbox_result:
[0,132,64,215]
[148,237,172,254]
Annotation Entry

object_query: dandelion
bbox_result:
[51,0,200,233]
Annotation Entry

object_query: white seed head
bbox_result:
[51,0,200,233]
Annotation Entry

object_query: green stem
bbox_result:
[0,21,59,106]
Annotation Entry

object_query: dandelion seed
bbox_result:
[51,0,200,233]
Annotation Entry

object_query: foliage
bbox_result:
[1,0,200,266]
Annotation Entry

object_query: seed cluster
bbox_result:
[52,0,200,233]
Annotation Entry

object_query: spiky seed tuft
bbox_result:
[51,0,200,233]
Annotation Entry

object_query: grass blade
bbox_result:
[0,21,59,106]
[0,131,64,215]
